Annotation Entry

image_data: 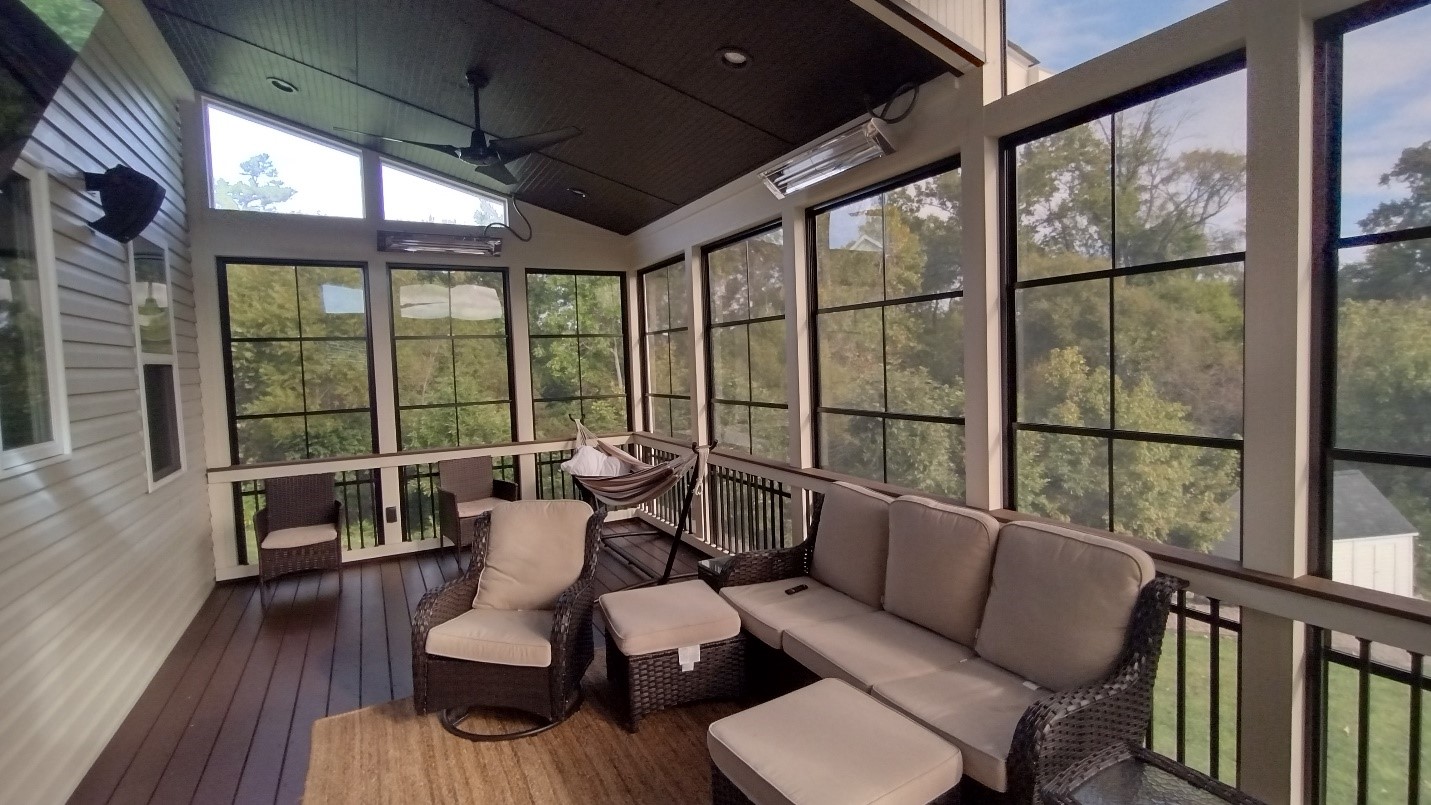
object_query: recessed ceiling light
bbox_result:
[267,76,298,93]
[718,47,751,69]
[568,187,588,198]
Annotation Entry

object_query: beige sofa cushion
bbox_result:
[456,497,503,519]
[975,521,1156,691]
[884,497,1001,646]
[599,580,741,656]
[719,576,875,648]
[473,500,593,611]
[261,523,337,550]
[809,482,895,608]
[425,609,554,667]
[708,678,963,805]
[872,659,1044,792]
[784,611,974,691]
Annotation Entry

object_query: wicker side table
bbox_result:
[599,580,745,732]
[1041,742,1264,805]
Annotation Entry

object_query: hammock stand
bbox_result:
[563,419,712,587]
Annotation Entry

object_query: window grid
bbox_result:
[640,259,692,439]
[526,270,631,440]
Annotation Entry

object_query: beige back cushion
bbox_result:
[809,482,895,608]
[473,500,593,611]
[975,521,1155,691]
[884,497,1002,646]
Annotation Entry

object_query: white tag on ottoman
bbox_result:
[678,644,701,671]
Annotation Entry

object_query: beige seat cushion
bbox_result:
[975,521,1156,691]
[809,482,895,608]
[709,678,963,805]
[456,497,503,519]
[872,659,1044,793]
[261,524,337,550]
[719,577,875,648]
[885,497,1001,646]
[425,609,554,667]
[599,580,741,656]
[473,500,593,611]
[784,611,974,691]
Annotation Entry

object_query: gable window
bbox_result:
[810,163,964,497]
[526,271,629,439]
[0,161,68,472]
[204,103,363,218]
[380,163,507,227]
[1004,59,1246,551]
[705,225,787,460]
[640,260,692,439]
[130,236,183,486]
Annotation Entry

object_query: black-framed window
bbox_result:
[1318,1,1431,602]
[705,225,787,460]
[526,270,630,440]
[390,266,514,450]
[1003,56,1246,552]
[218,261,377,463]
[641,259,692,438]
[130,236,182,484]
[810,162,965,497]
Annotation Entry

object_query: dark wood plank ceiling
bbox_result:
[144,0,951,234]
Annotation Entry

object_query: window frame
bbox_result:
[806,156,965,490]
[216,257,380,465]
[388,263,517,451]
[702,221,787,460]
[0,158,69,474]
[128,235,185,489]
[201,98,366,220]
[377,159,508,227]
[525,268,633,438]
[638,257,691,439]
[999,52,1247,536]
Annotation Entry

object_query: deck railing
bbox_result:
[396,457,517,542]
[1151,592,1241,784]
[1319,634,1430,804]
[705,462,797,554]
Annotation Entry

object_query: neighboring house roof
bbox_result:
[1213,469,1418,561]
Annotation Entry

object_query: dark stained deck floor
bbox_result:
[68,521,702,805]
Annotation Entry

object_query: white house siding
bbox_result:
[0,10,211,805]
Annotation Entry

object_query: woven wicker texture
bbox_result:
[437,457,520,565]
[607,635,744,732]
[255,473,342,586]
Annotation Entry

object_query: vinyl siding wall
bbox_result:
[0,12,210,805]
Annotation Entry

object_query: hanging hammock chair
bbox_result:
[560,419,711,585]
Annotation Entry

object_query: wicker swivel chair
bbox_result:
[437,456,519,568]
[254,473,343,599]
[413,500,606,740]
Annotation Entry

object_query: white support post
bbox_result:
[509,266,539,499]
[783,210,814,542]
[685,247,710,542]
[366,250,403,545]
[1239,1,1315,800]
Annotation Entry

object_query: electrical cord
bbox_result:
[869,81,921,124]
[481,197,533,242]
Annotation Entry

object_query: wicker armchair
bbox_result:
[412,500,606,741]
[254,473,343,597]
[713,492,824,589]
[437,456,519,568]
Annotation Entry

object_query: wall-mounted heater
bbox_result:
[761,118,895,199]
[378,230,502,256]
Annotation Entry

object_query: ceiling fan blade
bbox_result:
[489,126,581,162]
[475,162,520,185]
[334,127,462,159]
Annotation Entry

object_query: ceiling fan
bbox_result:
[338,69,580,185]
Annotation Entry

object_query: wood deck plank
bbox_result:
[273,570,341,805]
[358,563,391,707]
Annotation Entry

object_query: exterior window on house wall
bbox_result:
[130,236,183,485]
[705,226,787,461]
[811,164,965,497]
[526,271,629,440]
[1006,61,1247,554]
[641,260,692,439]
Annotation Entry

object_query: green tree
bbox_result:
[213,153,298,212]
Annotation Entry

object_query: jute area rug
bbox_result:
[303,652,742,804]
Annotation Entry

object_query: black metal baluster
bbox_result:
[1210,598,1222,780]
[1176,590,1187,764]
[1411,653,1423,805]
[1357,638,1372,805]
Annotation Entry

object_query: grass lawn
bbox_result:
[1151,630,1428,802]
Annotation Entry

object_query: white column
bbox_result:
[686,247,709,446]
[366,253,403,545]
[509,266,539,499]
[783,209,814,542]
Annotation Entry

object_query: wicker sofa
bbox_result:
[712,482,1183,805]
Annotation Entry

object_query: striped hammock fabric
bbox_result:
[563,421,705,509]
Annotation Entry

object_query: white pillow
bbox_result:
[560,445,629,478]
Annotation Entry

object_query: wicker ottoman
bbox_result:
[599,580,744,732]
[708,678,963,805]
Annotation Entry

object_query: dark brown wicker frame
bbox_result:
[606,633,744,733]
[411,506,606,741]
[254,473,343,598]
[437,456,520,568]
[712,491,1187,804]
[1039,741,1263,805]
[710,762,962,804]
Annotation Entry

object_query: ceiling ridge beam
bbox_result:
[151,6,683,206]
